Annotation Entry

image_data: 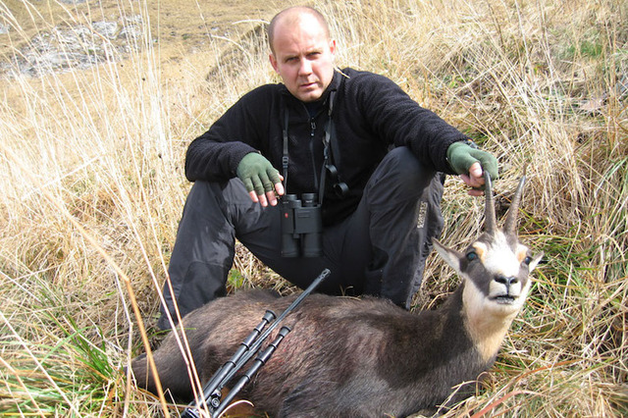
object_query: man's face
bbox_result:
[269,15,336,102]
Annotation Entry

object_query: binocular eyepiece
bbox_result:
[280,193,323,258]
[325,164,349,198]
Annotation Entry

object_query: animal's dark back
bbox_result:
[247,291,480,416]
[135,290,482,416]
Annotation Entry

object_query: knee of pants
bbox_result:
[372,147,436,198]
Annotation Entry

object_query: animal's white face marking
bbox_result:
[461,234,534,363]
[462,279,520,363]
[462,269,528,317]
[475,232,522,278]
[455,233,534,325]
[471,232,533,304]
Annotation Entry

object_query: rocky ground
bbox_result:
[0,0,288,78]
[0,15,144,76]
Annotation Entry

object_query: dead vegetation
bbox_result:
[0,0,626,416]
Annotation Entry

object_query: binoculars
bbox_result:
[280,193,323,258]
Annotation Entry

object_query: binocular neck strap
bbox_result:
[319,90,336,205]
[281,90,337,206]
[282,108,290,193]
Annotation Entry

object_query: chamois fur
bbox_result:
[132,174,542,417]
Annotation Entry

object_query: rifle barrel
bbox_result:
[182,268,330,418]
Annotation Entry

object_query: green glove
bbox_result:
[236,152,282,196]
[447,141,498,179]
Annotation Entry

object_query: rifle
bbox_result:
[181,268,331,418]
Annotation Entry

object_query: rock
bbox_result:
[1,15,150,77]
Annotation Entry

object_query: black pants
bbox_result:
[158,147,444,329]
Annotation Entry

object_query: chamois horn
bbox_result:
[503,173,527,235]
[483,171,497,235]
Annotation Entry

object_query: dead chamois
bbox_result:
[132,174,543,417]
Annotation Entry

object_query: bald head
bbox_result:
[267,6,336,102]
[268,6,331,54]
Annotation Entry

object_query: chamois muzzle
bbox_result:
[492,275,521,304]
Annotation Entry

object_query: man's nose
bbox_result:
[298,58,312,75]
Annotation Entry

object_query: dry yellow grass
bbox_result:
[0,0,626,416]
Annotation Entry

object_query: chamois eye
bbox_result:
[466,252,478,262]
[522,256,532,265]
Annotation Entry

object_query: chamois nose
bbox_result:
[495,275,518,286]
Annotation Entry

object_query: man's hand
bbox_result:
[447,141,498,196]
[236,153,285,206]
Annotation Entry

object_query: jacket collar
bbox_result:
[279,69,342,109]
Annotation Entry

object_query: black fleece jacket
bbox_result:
[185,68,470,225]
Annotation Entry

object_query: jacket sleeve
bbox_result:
[184,87,271,182]
[352,72,469,174]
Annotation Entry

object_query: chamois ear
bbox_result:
[528,252,544,272]
[432,238,463,275]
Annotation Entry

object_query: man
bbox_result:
[158,6,497,330]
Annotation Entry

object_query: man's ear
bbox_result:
[269,53,279,74]
[329,39,337,56]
